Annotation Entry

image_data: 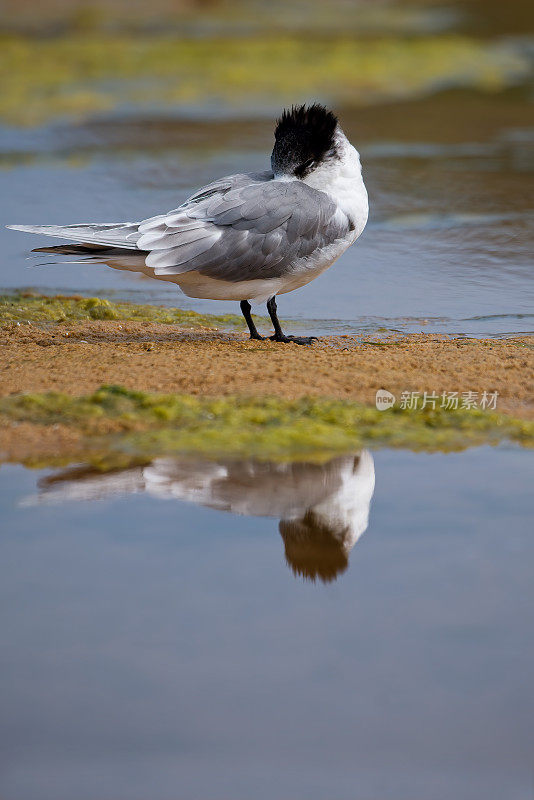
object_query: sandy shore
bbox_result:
[1,320,533,418]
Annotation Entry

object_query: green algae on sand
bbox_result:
[1,385,532,465]
[0,292,247,329]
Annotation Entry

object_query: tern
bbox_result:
[8,104,368,344]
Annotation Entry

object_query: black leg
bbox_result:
[240,300,264,340]
[266,296,317,345]
[266,296,285,339]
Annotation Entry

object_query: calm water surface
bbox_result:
[1,445,533,800]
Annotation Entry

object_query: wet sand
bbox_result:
[2,320,533,417]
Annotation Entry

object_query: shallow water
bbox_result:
[0,445,532,800]
[1,89,533,337]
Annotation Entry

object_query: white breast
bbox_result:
[303,129,369,240]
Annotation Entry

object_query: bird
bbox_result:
[8,104,368,345]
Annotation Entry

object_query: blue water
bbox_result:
[1,445,532,800]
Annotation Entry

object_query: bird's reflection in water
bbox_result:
[32,451,375,583]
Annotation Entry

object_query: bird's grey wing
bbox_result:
[186,170,273,204]
[138,170,274,233]
[137,178,350,282]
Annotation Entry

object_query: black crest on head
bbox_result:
[271,103,339,178]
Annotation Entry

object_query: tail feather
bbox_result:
[26,242,151,274]
[32,243,143,256]
[7,222,141,250]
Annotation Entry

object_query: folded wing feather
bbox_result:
[137,174,349,282]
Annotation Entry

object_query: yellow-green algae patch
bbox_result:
[1,33,530,125]
[1,386,532,463]
[0,292,249,329]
